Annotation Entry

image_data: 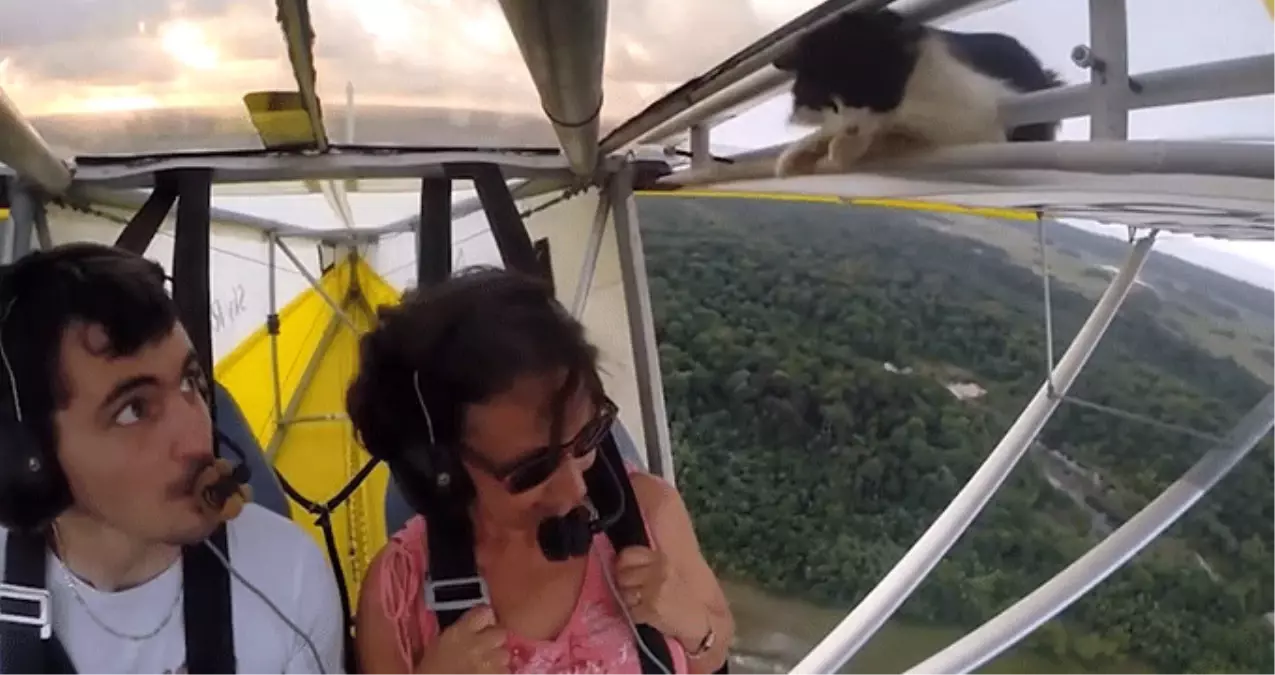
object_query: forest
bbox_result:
[634,194,1273,674]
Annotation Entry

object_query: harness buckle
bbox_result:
[424,576,490,613]
[0,582,52,639]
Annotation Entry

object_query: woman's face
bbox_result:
[460,371,613,528]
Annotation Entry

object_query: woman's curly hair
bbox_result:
[346,266,601,505]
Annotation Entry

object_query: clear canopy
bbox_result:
[0,0,823,156]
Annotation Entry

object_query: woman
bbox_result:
[347,266,733,674]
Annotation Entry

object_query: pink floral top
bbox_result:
[370,478,691,674]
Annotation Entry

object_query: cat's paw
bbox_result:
[827,130,869,170]
[776,146,819,178]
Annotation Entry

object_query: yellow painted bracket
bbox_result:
[243,90,326,194]
[244,91,322,150]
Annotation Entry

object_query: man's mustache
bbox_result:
[168,457,216,498]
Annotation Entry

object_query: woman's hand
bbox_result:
[416,605,509,674]
[614,545,712,651]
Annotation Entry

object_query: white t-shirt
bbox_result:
[0,504,345,674]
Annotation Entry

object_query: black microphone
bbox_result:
[535,452,626,562]
[193,431,254,521]
[537,503,597,562]
[194,458,253,520]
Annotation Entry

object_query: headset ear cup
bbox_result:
[0,416,72,532]
[387,454,434,516]
[390,443,472,516]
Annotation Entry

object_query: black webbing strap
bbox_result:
[0,530,74,674]
[0,528,237,674]
[425,503,487,632]
[180,529,235,673]
[170,167,237,673]
[587,434,676,675]
[426,432,678,674]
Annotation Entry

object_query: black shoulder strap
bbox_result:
[0,527,237,674]
[0,530,75,674]
[589,434,729,674]
[425,504,488,633]
[181,525,235,673]
[168,165,237,673]
[589,434,677,675]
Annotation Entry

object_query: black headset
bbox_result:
[385,371,466,518]
[0,253,251,533]
[0,279,75,533]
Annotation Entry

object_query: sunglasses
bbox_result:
[463,396,618,494]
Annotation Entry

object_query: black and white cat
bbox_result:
[772,9,1064,177]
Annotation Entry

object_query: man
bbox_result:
[0,243,344,673]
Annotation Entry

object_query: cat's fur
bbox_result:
[773,9,1064,177]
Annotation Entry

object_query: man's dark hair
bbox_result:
[0,242,177,453]
[346,265,602,496]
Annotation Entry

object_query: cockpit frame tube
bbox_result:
[790,230,1160,674]
[4,181,48,262]
[607,164,676,485]
[907,389,1274,674]
[0,87,71,196]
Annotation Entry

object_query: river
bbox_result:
[721,579,1133,674]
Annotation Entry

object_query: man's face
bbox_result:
[53,320,221,545]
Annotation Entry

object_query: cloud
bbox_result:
[1,0,823,129]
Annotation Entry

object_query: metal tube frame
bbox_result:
[0,150,577,191]
[275,0,329,153]
[907,390,1275,674]
[288,413,349,424]
[0,86,72,195]
[790,229,1160,674]
[571,185,612,318]
[74,184,360,242]
[689,126,713,170]
[497,0,607,177]
[608,164,677,484]
[273,236,358,331]
[663,138,1275,188]
[1037,215,1057,392]
[1086,0,1131,141]
[264,306,348,461]
[29,198,51,251]
[7,185,45,261]
[638,68,791,149]
[267,235,284,429]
